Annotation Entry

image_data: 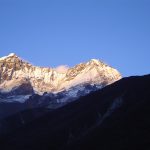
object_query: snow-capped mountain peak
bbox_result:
[0,53,121,97]
[8,53,16,57]
[89,58,101,64]
[0,53,17,61]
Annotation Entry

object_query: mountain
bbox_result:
[0,53,121,112]
[0,53,121,96]
[0,74,150,150]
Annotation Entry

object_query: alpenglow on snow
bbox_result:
[0,53,121,102]
[0,53,121,93]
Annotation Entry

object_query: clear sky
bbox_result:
[0,0,150,77]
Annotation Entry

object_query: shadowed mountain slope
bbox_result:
[0,74,150,150]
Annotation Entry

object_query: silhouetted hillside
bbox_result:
[0,74,150,150]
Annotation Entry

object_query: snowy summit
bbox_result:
[0,53,122,95]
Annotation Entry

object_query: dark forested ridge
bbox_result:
[0,74,150,150]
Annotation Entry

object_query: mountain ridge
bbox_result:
[0,53,121,95]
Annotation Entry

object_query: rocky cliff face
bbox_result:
[0,53,121,95]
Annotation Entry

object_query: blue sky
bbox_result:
[0,0,150,77]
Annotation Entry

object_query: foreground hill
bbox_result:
[0,74,150,150]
